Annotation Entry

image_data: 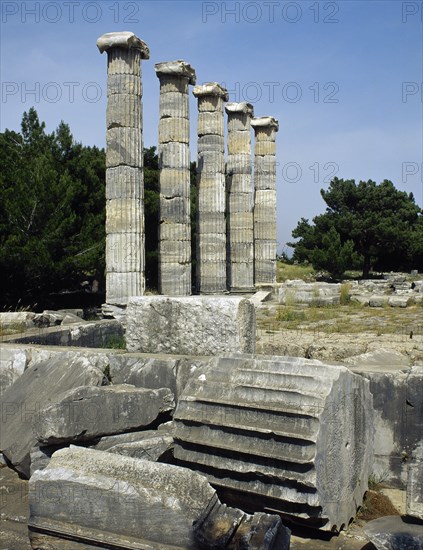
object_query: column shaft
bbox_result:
[97,32,150,305]
[155,61,196,295]
[226,102,254,291]
[193,83,229,294]
[251,117,279,285]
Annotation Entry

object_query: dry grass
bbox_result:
[257,303,423,337]
[276,261,316,283]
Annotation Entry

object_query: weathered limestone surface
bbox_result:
[104,431,174,462]
[156,61,196,296]
[9,319,123,348]
[251,117,279,284]
[193,82,229,293]
[278,280,341,306]
[0,352,108,478]
[109,354,212,399]
[97,31,150,306]
[226,102,255,292]
[32,385,174,445]
[28,446,289,549]
[0,312,35,328]
[174,354,374,530]
[407,441,423,521]
[126,296,255,355]
[356,366,423,488]
[193,498,291,549]
[364,516,423,550]
[0,346,28,396]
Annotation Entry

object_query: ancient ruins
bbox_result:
[0,30,422,550]
[99,31,278,306]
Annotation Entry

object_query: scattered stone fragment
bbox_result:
[364,515,423,549]
[28,446,288,549]
[33,385,174,445]
[407,441,423,521]
[105,431,173,462]
[344,348,411,368]
[174,354,374,531]
[368,295,389,307]
[388,296,414,307]
[0,346,28,396]
[0,312,35,329]
[194,497,290,549]
[0,352,108,478]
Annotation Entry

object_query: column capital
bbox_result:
[225,102,254,116]
[193,82,229,101]
[155,60,196,85]
[251,116,279,131]
[97,31,150,59]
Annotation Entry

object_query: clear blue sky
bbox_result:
[1,0,422,253]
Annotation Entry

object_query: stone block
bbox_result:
[106,127,143,168]
[106,198,143,233]
[254,141,276,156]
[28,446,288,549]
[106,232,144,272]
[197,150,225,173]
[0,346,28,396]
[254,221,277,240]
[0,312,35,329]
[198,134,224,152]
[160,195,190,223]
[106,93,141,129]
[0,351,108,478]
[158,73,188,94]
[197,111,224,136]
[227,130,251,154]
[159,239,190,263]
[159,142,190,170]
[226,154,253,175]
[159,169,190,198]
[106,271,145,305]
[107,74,142,96]
[407,441,423,521]
[159,222,190,242]
[158,117,190,144]
[126,296,255,355]
[174,354,374,531]
[388,295,414,307]
[106,166,143,199]
[364,516,423,549]
[197,94,225,112]
[159,90,189,118]
[33,385,174,445]
[105,431,174,462]
[369,295,389,307]
[159,262,192,296]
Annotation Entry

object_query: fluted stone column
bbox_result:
[193,83,229,294]
[97,32,149,306]
[251,117,279,285]
[155,61,196,296]
[226,102,254,292]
